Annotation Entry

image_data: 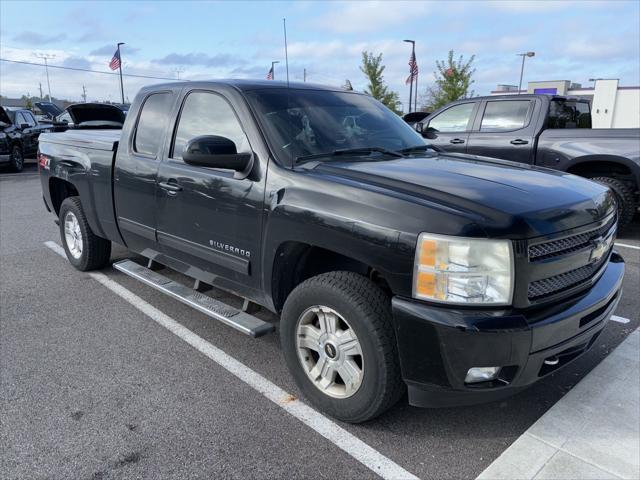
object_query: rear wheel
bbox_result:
[590,176,636,227]
[280,271,404,423]
[59,197,111,271]
[9,145,23,172]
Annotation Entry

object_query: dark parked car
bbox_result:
[0,106,53,172]
[413,95,640,226]
[38,81,623,422]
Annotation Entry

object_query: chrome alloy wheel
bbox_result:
[296,306,364,399]
[64,212,83,259]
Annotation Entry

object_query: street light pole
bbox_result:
[517,51,535,94]
[404,39,415,113]
[35,53,55,101]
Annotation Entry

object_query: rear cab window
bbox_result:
[480,100,532,131]
[548,99,592,128]
[134,92,174,157]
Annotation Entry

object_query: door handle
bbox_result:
[158,180,182,194]
[510,139,529,145]
[450,138,465,144]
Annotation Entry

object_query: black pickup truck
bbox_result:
[1,106,53,172]
[38,81,624,423]
[415,95,640,226]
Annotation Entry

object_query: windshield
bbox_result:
[246,88,427,165]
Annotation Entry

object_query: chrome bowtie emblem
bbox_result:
[589,235,611,263]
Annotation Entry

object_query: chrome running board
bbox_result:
[113,259,274,338]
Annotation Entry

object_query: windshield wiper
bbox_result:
[296,147,405,164]
[398,144,443,154]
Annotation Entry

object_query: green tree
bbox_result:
[423,50,476,110]
[21,95,34,110]
[359,51,402,114]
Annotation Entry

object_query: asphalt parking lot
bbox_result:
[1,163,639,479]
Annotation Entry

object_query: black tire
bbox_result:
[281,271,404,423]
[590,176,636,227]
[59,197,111,271]
[9,145,24,173]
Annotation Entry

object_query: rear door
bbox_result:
[114,90,177,253]
[423,101,479,153]
[465,98,537,163]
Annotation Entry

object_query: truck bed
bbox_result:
[39,129,121,151]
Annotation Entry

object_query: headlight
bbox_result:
[413,233,514,305]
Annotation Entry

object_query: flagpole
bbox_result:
[117,42,125,104]
[404,39,415,113]
[283,18,289,86]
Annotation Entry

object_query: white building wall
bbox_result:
[612,89,640,128]
[591,79,619,128]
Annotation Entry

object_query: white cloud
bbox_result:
[315,1,430,33]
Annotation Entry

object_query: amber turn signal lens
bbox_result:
[415,271,436,297]
[419,239,436,267]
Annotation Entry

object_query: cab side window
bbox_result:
[172,91,250,160]
[428,103,475,132]
[134,92,173,157]
[23,112,37,126]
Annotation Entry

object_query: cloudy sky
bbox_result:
[1,0,638,109]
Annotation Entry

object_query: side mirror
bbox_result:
[415,122,424,134]
[20,123,30,129]
[183,135,252,174]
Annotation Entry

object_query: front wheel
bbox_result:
[280,271,404,423]
[9,145,23,172]
[59,197,111,271]
[590,176,636,227]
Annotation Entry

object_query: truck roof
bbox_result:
[138,79,352,94]
[472,94,590,102]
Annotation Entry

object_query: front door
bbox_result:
[155,89,265,296]
[423,101,479,153]
[114,91,176,253]
[465,99,537,163]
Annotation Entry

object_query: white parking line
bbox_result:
[44,241,419,480]
[611,315,631,324]
[615,242,640,251]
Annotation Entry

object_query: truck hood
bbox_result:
[313,153,615,238]
[60,103,125,126]
[0,107,11,126]
[35,102,63,119]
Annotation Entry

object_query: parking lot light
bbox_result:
[517,51,535,94]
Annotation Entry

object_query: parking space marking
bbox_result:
[44,241,419,480]
[611,315,631,324]
[615,242,640,251]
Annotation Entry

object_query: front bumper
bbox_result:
[392,252,625,408]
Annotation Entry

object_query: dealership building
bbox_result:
[491,79,640,128]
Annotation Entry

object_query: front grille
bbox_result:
[528,261,605,300]
[528,215,616,261]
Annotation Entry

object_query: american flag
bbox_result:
[109,49,121,71]
[266,66,274,80]
[405,51,418,85]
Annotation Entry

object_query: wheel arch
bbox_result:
[565,155,639,189]
[270,241,392,313]
[49,177,80,216]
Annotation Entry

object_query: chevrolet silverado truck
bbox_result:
[38,81,624,423]
[414,95,640,226]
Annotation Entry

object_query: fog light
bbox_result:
[465,367,501,384]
